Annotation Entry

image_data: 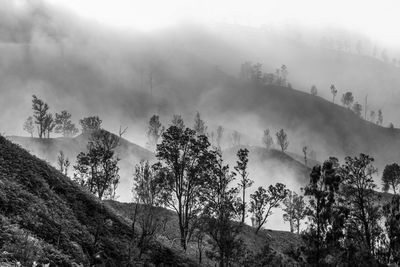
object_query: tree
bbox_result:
[43,113,55,138]
[310,85,318,96]
[240,61,253,81]
[231,131,241,147]
[216,126,224,149]
[202,151,243,266]
[23,116,34,137]
[340,154,381,256]
[249,183,288,234]
[330,84,338,103]
[370,110,376,122]
[383,195,400,264]
[147,115,164,150]
[251,63,263,83]
[377,109,383,125]
[341,92,354,108]
[79,116,102,134]
[276,129,289,152]
[235,148,253,224]
[302,146,308,167]
[193,111,207,136]
[282,191,306,234]
[303,157,342,264]
[73,129,121,200]
[55,110,79,137]
[382,163,400,194]
[57,150,70,176]
[262,129,273,150]
[154,126,216,251]
[131,160,164,259]
[171,114,185,130]
[32,95,49,138]
[352,102,363,117]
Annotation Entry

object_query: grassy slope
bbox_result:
[0,135,196,266]
[106,201,305,266]
[212,81,400,169]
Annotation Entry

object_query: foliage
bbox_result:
[276,129,289,152]
[282,190,306,234]
[79,116,102,134]
[249,183,288,234]
[73,129,120,200]
[235,148,253,224]
[352,102,363,117]
[262,129,273,150]
[147,114,164,150]
[171,114,185,130]
[310,85,318,96]
[54,110,79,137]
[341,91,354,108]
[154,125,216,250]
[32,95,49,139]
[382,163,400,194]
[23,116,34,137]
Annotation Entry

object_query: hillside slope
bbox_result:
[8,133,154,201]
[208,82,400,170]
[0,135,195,266]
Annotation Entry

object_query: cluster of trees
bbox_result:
[240,62,289,87]
[23,95,79,138]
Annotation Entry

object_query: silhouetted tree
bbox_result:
[154,126,216,251]
[303,157,342,264]
[249,183,288,234]
[79,116,102,134]
[193,111,207,136]
[310,85,318,96]
[383,195,400,264]
[32,95,49,138]
[147,114,164,150]
[330,84,338,103]
[341,92,354,108]
[382,163,400,194]
[276,129,289,152]
[202,151,243,266]
[262,129,273,150]
[352,102,363,117]
[340,154,381,256]
[23,116,34,137]
[73,129,120,200]
[55,110,79,137]
[171,114,185,129]
[283,191,306,234]
[57,150,70,176]
[235,148,253,224]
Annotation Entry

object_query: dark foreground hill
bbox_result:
[0,135,195,266]
[8,133,154,201]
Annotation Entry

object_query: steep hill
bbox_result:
[0,135,194,266]
[8,133,154,201]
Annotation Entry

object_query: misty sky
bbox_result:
[48,0,400,47]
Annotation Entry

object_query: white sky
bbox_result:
[45,0,400,46]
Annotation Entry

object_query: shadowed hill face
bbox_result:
[0,135,196,266]
[7,133,154,202]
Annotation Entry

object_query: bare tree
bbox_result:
[57,150,70,176]
[147,114,164,150]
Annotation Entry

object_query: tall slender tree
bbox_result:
[235,148,253,224]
